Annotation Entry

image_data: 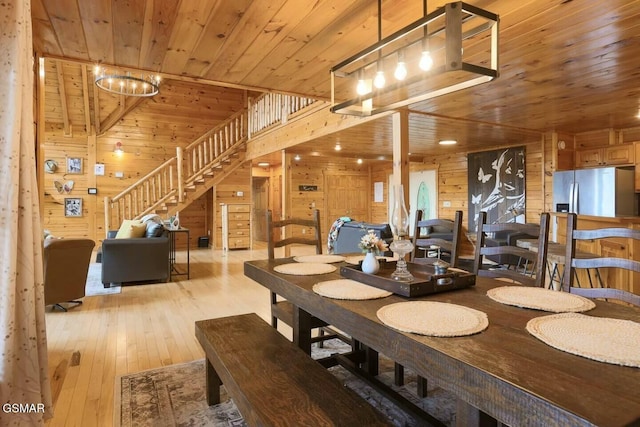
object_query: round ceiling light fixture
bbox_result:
[94,66,161,97]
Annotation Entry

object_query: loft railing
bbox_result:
[104,93,318,234]
[248,93,317,136]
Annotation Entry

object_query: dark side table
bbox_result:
[168,227,190,280]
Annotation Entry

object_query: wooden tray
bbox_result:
[340,261,476,298]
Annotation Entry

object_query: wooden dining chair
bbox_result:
[562,213,640,307]
[266,209,349,348]
[410,210,463,266]
[473,211,550,287]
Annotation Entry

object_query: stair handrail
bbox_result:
[104,157,179,233]
[183,110,247,185]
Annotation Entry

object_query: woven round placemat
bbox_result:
[313,279,392,300]
[526,313,640,368]
[377,301,489,337]
[487,286,596,313]
[273,262,336,275]
[293,254,346,264]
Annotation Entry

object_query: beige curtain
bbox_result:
[0,0,53,425]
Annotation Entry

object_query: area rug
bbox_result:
[116,340,456,427]
[85,263,121,296]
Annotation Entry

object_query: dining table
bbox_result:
[244,257,640,427]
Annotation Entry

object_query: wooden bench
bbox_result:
[195,313,392,426]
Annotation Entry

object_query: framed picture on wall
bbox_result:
[467,146,526,232]
[64,198,82,217]
[66,157,83,174]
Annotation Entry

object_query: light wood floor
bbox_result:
[44,244,293,427]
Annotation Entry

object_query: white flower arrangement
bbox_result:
[358,230,388,254]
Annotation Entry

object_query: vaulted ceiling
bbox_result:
[31,0,640,160]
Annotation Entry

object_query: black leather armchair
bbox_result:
[101,230,170,287]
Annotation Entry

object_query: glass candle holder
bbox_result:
[390,184,414,282]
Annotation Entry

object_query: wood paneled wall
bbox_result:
[41,69,245,244]
[43,131,94,238]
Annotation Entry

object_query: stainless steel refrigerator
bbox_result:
[552,167,635,217]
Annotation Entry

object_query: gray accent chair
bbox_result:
[101,230,170,287]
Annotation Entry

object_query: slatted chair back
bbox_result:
[410,210,463,267]
[473,211,550,287]
[266,209,333,341]
[562,213,640,306]
[266,209,322,260]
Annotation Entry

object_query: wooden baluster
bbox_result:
[104,197,110,237]
[176,148,183,203]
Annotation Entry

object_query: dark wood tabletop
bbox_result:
[244,258,640,427]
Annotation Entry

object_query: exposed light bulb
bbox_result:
[294,154,301,161]
[356,79,368,95]
[394,61,407,81]
[419,51,433,71]
[373,70,386,89]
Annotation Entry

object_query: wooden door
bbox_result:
[324,173,370,236]
[252,177,269,241]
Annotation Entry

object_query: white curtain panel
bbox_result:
[0,1,53,425]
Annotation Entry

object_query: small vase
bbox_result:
[361,251,380,274]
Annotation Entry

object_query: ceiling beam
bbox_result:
[81,65,93,135]
[99,95,146,135]
[92,78,101,135]
[55,60,71,136]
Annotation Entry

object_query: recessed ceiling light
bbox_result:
[294,154,301,161]
[334,143,342,151]
[357,158,363,164]
[257,162,270,167]
[439,139,457,145]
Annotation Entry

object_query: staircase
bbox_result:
[104,93,318,233]
[104,110,247,231]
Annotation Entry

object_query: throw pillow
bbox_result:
[115,220,147,239]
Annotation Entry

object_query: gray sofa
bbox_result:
[101,229,170,287]
[332,222,394,254]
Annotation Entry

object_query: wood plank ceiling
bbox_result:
[31,0,640,161]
